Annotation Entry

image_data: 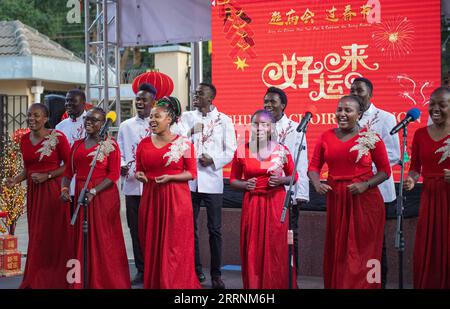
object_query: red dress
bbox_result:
[19,130,72,289]
[409,127,450,288]
[308,128,391,289]
[64,138,130,289]
[230,143,298,289]
[136,135,201,289]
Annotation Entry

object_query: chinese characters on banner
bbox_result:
[212,0,441,180]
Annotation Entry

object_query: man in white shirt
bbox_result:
[351,77,401,289]
[56,89,87,145]
[117,83,156,285]
[177,83,237,289]
[55,89,87,215]
[263,87,309,272]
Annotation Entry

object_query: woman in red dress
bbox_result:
[229,110,298,289]
[404,86,450,288]
[60,107,130,289]
[135,96,200,289]
[308,95,391,289]
[6,103,71,288]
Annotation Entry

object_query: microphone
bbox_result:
[99,111,117,138]
[390,108,421,135]
[297,112,313,132]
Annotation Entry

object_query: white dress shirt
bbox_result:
[276,114,309,202]
[359,103,400,203]
[176,105,237,194]
[117,116,151,196]
[56,111,87,195]
[55,111,86,145]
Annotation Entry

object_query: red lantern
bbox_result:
[132,71,174,100]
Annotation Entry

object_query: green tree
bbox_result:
[0,0,85,57]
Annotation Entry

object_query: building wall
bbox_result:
[154,50,190,112]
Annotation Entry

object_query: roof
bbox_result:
[0,20,83,63]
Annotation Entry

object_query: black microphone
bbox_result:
[99,111,117,138]
[389,108,420,135]
[297,112,313,132]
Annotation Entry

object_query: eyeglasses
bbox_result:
[84,116,102,123]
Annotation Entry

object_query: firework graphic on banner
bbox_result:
[216,0,256,71]
[371,16,415,59]
[392,74,433,106]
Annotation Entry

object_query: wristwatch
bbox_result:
[47,173,52,179]
[89,188,97,196]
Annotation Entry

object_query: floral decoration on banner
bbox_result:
[435,138,450,164]
[349,130,380,163]
[163,137,190,167]
[36,130,61,161]
[87,138,116,166]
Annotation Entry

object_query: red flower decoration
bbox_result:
[11,128,30,144]
[132,71,174,100]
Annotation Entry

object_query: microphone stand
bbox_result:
[70,131,107,289]
[394,126,407,289]
[280,125,307,289]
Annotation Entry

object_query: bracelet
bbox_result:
[366,181,371,189]
[61,187,69,193]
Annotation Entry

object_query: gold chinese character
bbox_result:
[325,6,339,22]
[343,5,356,21]
[310,73,344,101]
[269,11,284,26]
[301,8,315,24]
[360,4,372,19]
[285,9,299,25]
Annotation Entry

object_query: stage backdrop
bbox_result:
[211,0,441,180]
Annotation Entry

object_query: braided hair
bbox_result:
[155,96,182,125]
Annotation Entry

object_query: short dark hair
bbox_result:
[29,103,49,117]
[199,82,217,100]
[265,87,287,108]
[340,95,365,115]
[138,83,157,96]
[251,109,276,123]
[431,86,450,97]
[88,106,106,120]
[67,89,86,102]
[352,77,373,95]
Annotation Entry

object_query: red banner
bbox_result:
[212,0,441,180]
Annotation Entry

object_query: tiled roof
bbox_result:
[0,20,83,62]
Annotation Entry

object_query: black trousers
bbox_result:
[291,202,302,270]
[125,195,144,273]
[192,191,223,278]
[381,200,396,289]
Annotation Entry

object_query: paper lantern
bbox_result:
[132,71,174,100]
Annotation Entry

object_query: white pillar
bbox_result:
[30,81,44,103]
[148,45,191,111]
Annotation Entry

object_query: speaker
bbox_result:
[44,94,66,128]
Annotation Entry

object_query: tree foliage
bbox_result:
[0,0,85,57]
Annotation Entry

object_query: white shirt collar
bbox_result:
[195,105,218,118]
[277,114,290,126]
[364,103,376,115]
[73,110,87,122]
[134,115,149,123]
